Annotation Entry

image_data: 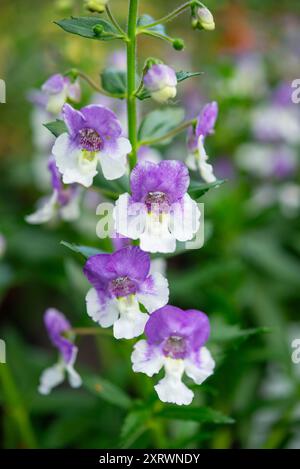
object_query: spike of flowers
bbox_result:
[52,103,132,187]
[83,246,169,339]
[38,308,81,395]
[113,160,200,253]
[131,305,215,405]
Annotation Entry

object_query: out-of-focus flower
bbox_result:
[42,74,81,115]
[248,183,300,218]
[107,50,127,71]
[235,143,297,179]
[143,64,177,103]
[251,105,300,144]
[192,6,215,31]
[26,159,81,224]
[84,0,108,13]
[114,161,200,253]
[132,305,215,405]
[38,309,81,395]
[138,146,161,164]
[83,246,169,339]
[186,102,218,183]
[53,104,131,186]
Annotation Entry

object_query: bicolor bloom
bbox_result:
[84,0,108,13]
[143,64,177,103]
[132,305,215,405]
[42,74,81,115]
[186,102,218,183]
[26,159,81,224]
[114,160,200,253]
[192,7,215,31]
[52,103,131,187]
[38,309,81,395]
[83,246,169,339]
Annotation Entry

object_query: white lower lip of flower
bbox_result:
[197,137,216,183]
[114,295,149,339]
[151,86,177,103]
[154,357,194,406]
[140,212,176,253]
[78,150,98,174]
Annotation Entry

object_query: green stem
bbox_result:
[70,327,113,337]
[105,5,127,37]
[139,1,192,30]
[139,118,196,147]
[0,365,37,448]
[138,29,175,45]
[76,70,126,98]
[127,0,139,170]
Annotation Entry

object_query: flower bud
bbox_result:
[84,0,108,14]
[143,64,177,103]
[192,6,215,31]
[173,38,185,51]
[93,24,104,36]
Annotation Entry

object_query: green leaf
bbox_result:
[61,241,106,259]
[209,317,270,344]
[137,71,202,101]
[120,409,149,448]
[43,119,67,137]
[84,374,132,409]
[138,107,185,143]
[157,406,234,424]
[137,14,166,35]
[188,179,225,200]
[55,17,119,41]
[100,69,127,96]
[176,71,203,83]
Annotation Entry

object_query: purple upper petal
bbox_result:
[83,246,151,297]
[44,308,75,364]
[196,101,218,138]
[130,161,190,204]
[62,104,86,138]
[144,64,177,91]
[145,305,210,353]
[42,74,66,95]
[80,105,122,139]
[112,233,132,251]
[48,158,62,192]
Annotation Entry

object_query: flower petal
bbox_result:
[131,340,164,376]
[170,194,200,242]
[137,272,169,313]
[26,192,58,224]
[85,288,119,327]
[38,363,65,395]
[184,346,215,385]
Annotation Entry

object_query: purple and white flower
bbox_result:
[83,246,169,339]
[186,102,218,183]
[26,159,81,224]
[52,103,131,187]
[132,305,215,405]
[38,308,81,395]
[42,74,81,115]
[114,160,200,253]
[144,64,177,103]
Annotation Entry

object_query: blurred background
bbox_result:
[1,0,300,449]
